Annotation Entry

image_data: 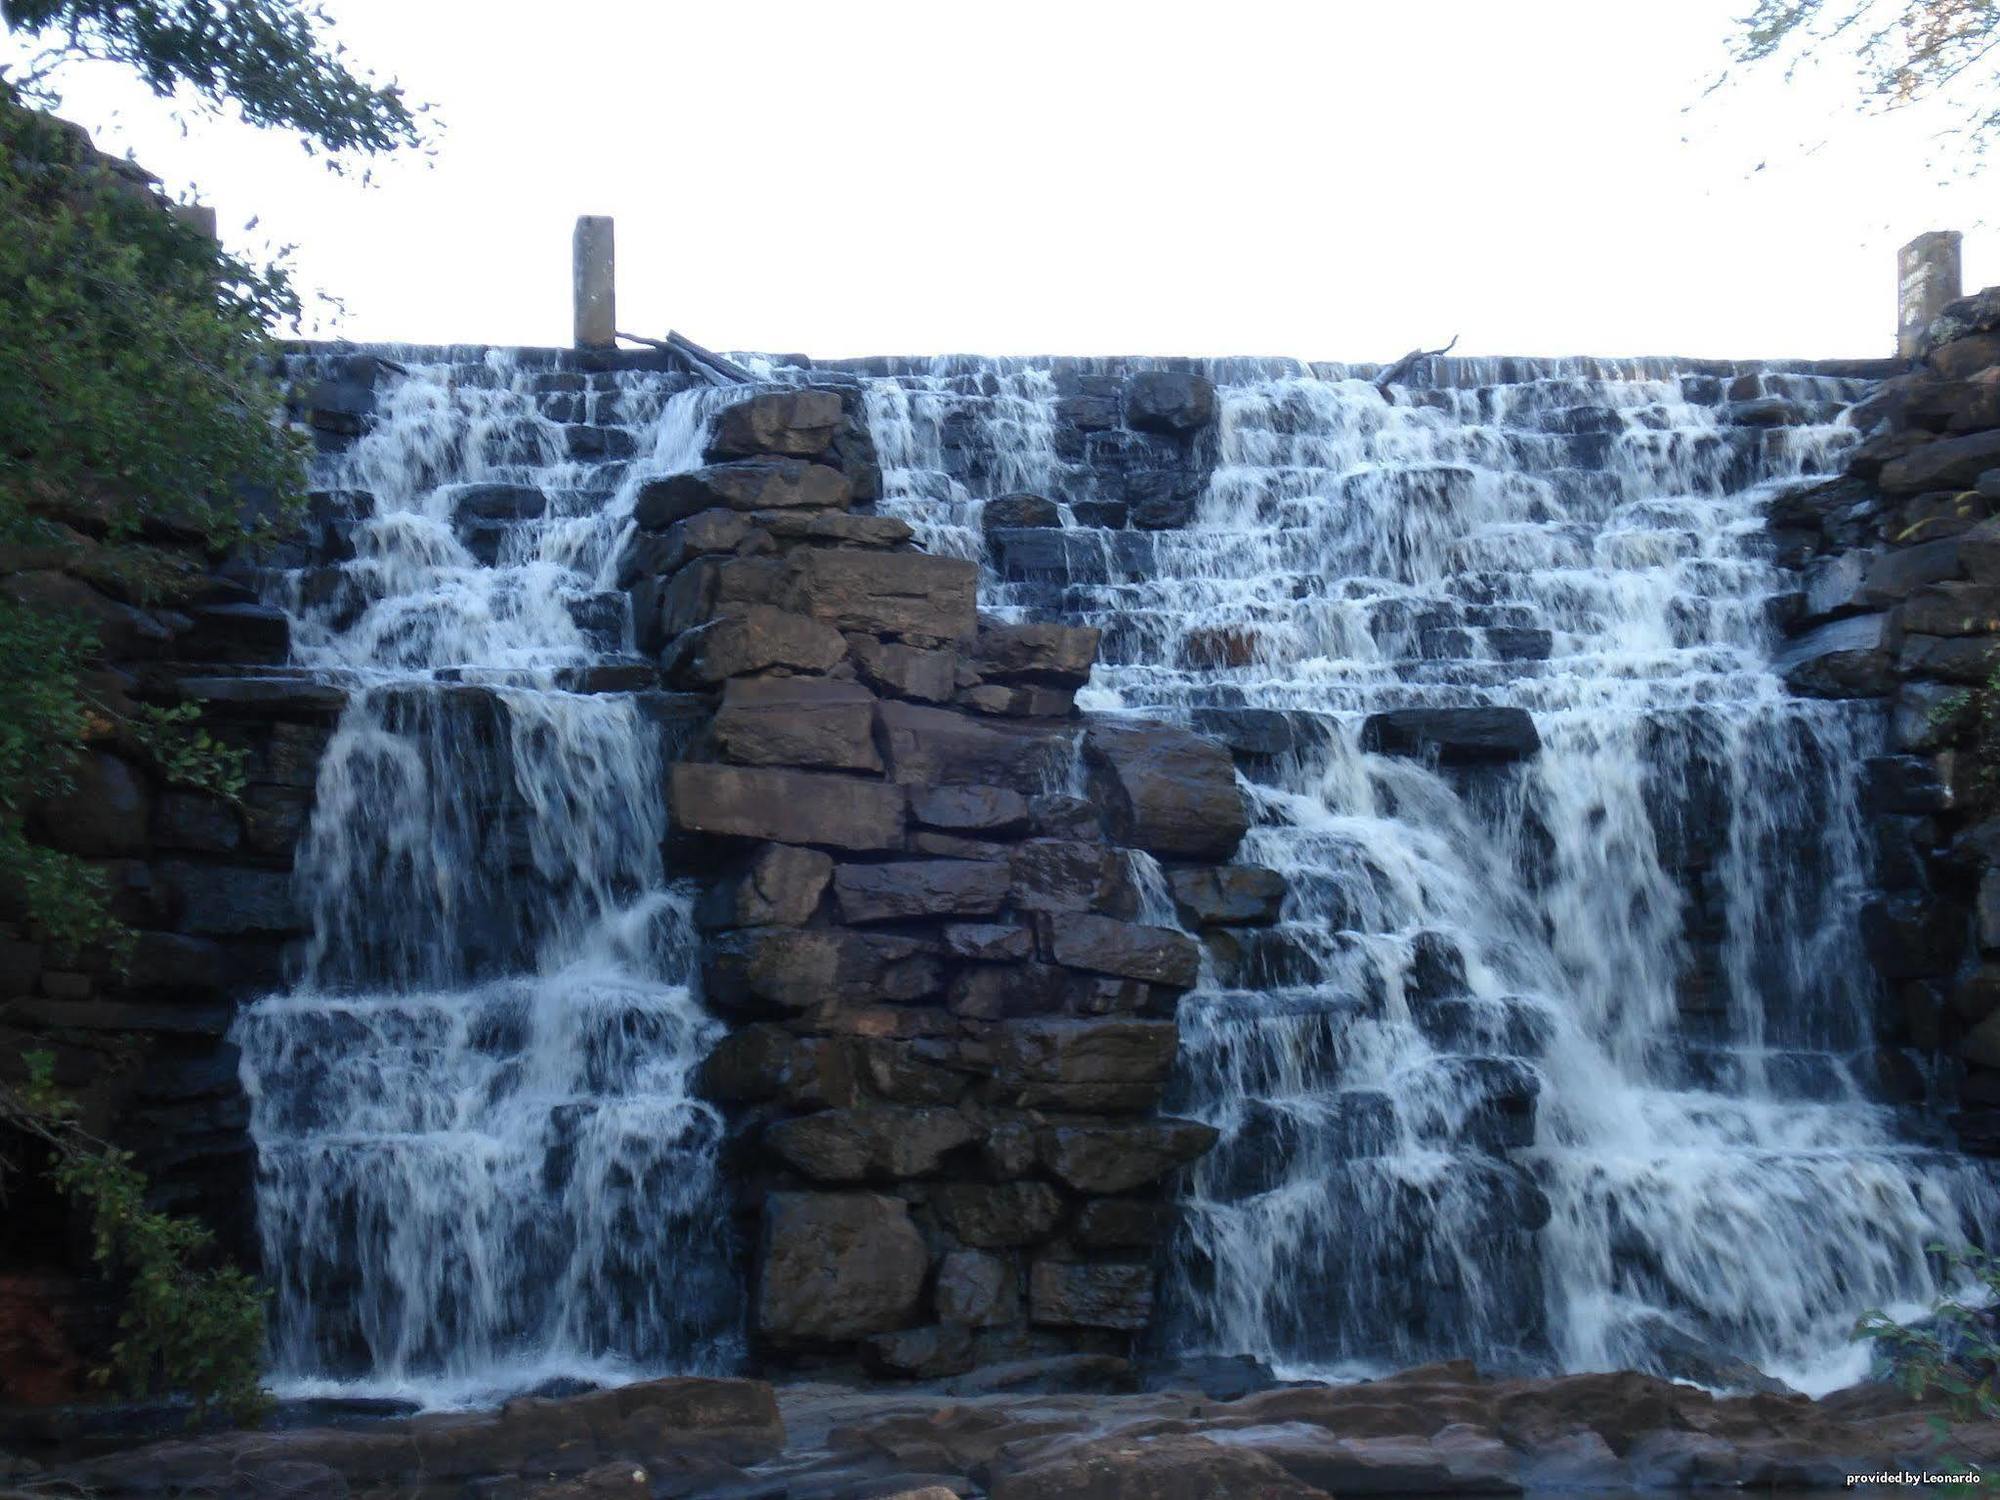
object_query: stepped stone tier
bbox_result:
[631,387,1269,1373]
[1767,282,2000,1151]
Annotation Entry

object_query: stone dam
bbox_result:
[9,298,2000,1496]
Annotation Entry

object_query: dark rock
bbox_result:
[1861,894,1965,978]
[1930,331,2000,380]
[1168,865,1286,927]
[156,673,348,719]
[173,603,291,665]
[449,482,546,524]
[1722,396,1805,427]
[1361,707,1540,764]
[877,701,1077,792]
[662,604,849,684]
[562,423,635,460]
[697,843,834,927]
[160,861,304,936]
[669,763,905,851]
[33,752,149,857]
[991,1018,1179,1112]
[1925,286,2000,350]
[858,1038,969,1104]
[1899,581,2000,636]
[1880,429,2000,495]
[949,961,1070,1019]
[960,683,1077,718]
[705,927,939,1012]
[151,791,242,853]
[765,1105,979,1181]
[1010,839,1138,917]
[127,931,226,991]
[623,509,769,582]
[777,549,978,640]
[1030,793,1106,841]
[634,459,851,528]
[697,1024,857,1107]
[1074,1198,1168,1249]
[1774,614,1896,697]
[1899,632,2000,684]
[755,1191,928,1344]
[832,859,1012,923]
[973,621,1101,686]
[1863,756,1954,815]
[864,1322,977,1379]
[1124,371,1218,434]
[983,494,1063,531]
[987,1433,1332,1500]
[933,1249,1018,1326]
[850,636,958,702]
[943,922,1037,962]
[1860,538,1967,604]
[1038,1119,1219,1193]
[1048,914,1201,988]
[1191,707,1298,759]
[932,1182,1066,1248]
[713,676,881,772]
[1084,720,1249,860]
[1028,1260,1153,1331]
[911,784,1032,836]
[708,389,844,459]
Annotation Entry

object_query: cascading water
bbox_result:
[843,352,2000,1393]
[234,350,736,1403]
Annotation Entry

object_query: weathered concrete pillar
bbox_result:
[572,215,615,350]
[1898,230,1962,358]
[171,202,218,240]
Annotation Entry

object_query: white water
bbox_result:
[846,353,2000,1393]
[236,351,736,1405]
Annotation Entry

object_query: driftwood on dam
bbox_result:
[1373,333,1460,390]
[618,328,757,385]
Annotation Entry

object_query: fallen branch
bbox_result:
[615,329,758,386]
[1373,334,1460,391]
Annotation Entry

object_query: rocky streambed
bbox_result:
[5,1361,1993,1498]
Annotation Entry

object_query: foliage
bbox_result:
[1724,1,2000,160]
[126,701,248,802]
[2,0,425,163]
[1921,663,2000,803]
[1856,1243,2000,1492]
[1,1051,271,1424]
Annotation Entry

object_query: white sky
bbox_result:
[9,0,1997,360]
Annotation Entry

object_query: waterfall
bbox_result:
[847,354,2000,1395]
[235,351,737,1404]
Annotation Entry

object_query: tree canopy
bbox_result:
[1726,1,2000,161]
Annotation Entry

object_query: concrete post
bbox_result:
[171,202,218,240]
[1898,230,1962,358]
[573,215,616,350]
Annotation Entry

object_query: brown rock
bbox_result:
[697,842,834,927]
[1929,331,2000,381]
[1048,914,1201,988]
[1084,720,1249,861]
[755,1191,928,1343]
[668,763,905,851]
[626,508,770,578]
[1073,1199,1168,1249]
[877,700,1077,791]
[635,459,851,527]
[973,620,1102,686]
[857,1038,970,1104]
[949,961,1071,1019]
[961,683,1077,718]
[989,1433,1328,1500]
[934,1248,1019,1326]
[1037,1119,1220,1193]
[1880,429,2000,495]
[713,676,882,772]
[1899,632,2000,684]
[1898,581,2000,637]
[863,1322,977,1379]
[765,1105,980,1181]
[991,1019,1179,1112]
[850,635,959,702]
[778,549,978,640]
[704,928,940,1012]
[709,389,845,459]
[911,783,1033,835]
[932,1181,1066,1248]
[755,509,914,547]
[696,1024,858,1106]
[662,604,848,684]
[833,859,1012,923]
[1011,839,1139,917]
[943,922,1037,962]
[1167,865,1287,926]
[1028,1260,1153,1330]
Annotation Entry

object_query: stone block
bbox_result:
[1028,1260,1153,1330]
[1899,581,2000,636]
[982,493,1062,530]
[708,389,844,460]
[1037,1119,1220,1193]
[1084,720,1250,860]
[910,784,1032,835]
[991,1018,1179,1112]
[949,961,1070,1019]
[696,843,833,928]
[765,1105,980,1181]
[704,927,938,1012]
[669,762,905,850]
[1048,913,1201,989]
[697,1023,858,1106]
[972,621,1101,686]
[877,701,1077,791]
[1124,370,1217,433]
[1074,1198,1169,1249]
[755,1192,928,1344]
[832,859,1012,923]
[713,677,881,772]
[932,1182,1066,1248]
[934,1249,1018,1326]
[1899,632,2000,684]
[942,922,1036,962]
[849,636,958,702]
[33,752,149,857]
[1773,613,1896,697]
[1010,839,1138,917]
[1880,428,2000,495]
[1360,707,1541,764]
[635,459,851,528]
[662,604,849,684]
[777,549,978,640]
[1168,865,1287,927]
